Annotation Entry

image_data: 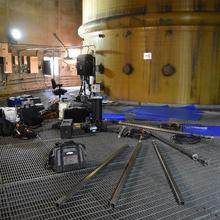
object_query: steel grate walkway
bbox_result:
[1,121,220,219]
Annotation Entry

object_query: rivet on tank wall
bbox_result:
[0,0,82,96]
[162,64,176,76]
[96,64,105,74]
[122,63,133,75]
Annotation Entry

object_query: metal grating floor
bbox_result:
[2,130,220,219]
[1,90,220,219]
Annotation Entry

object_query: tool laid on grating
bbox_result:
[171,134,202,145]
[110,142,142,207]
[119,121,210,166]
[56,144,129,207]
[152,140,184,205]
[150,131,209,166]
[119,121,214,139]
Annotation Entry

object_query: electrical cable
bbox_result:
[170,134,202,145]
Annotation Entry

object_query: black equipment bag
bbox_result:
[47,141,86,173]
[63,106,90,123]
[18,104,43,127]
[76,54,95,76]
[0,109,15,136]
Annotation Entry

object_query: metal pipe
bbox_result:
[53,33,67,51]
[150,131,198,161]
[119,121,189,134]
[110,142,142,208]
[24,45,96,51]
[118,121,213,138]
[151,131,209,166]
[56,144,129,207]
[118,126,127,138]
[152,140,184,205]
[119,121,209,166]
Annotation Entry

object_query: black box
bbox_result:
[63,107,90,123]
[35,103,44,111]
[76,54,95,76]
[91,97,102,125]
[32,97,41,104]
[60,119,73,139]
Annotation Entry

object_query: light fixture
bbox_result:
[10,28,22,40]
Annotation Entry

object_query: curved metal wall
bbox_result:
[79,0,220,104]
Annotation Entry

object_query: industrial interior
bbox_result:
[1,0,220,219]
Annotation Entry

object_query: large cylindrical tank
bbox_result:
[79,0,220,104]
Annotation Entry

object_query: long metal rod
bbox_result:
[53,33,66,50]
[118,126,127,138]
[53,33,70,59]
[110,142,142,208]
[56,144,129,207]
[151,131,209,166]
[152,141,184,205]
[119,121,209,166]
[118,121,213,138]
[150,131,198,161]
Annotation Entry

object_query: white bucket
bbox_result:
[89,76,95,85]
[1,107,17,123]
[59,102,70,120]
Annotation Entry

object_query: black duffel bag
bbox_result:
[18,104,43,127]
[47,141,87,173]
[0,109,14,136]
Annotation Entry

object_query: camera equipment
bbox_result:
[91,96,102,127]
[60,119,73,139]
[76,54,95,76]
[76,54,96,101]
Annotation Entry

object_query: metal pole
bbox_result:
[152,141,184,205]
[118,126,127,138]
[150,131,209,166]
[110,142,142,208]
[53,33,67,51]
[53,33,70,59]
[119,121,209,166]
[118,121,213,138]
[56,144,129,207]
[150,131,198,161]
[52,49,55,78]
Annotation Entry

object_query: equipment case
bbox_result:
[48,141,86,173]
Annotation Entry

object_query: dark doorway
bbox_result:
[43,60,51,75]
[0,57,4,75]
[0,57,5,82]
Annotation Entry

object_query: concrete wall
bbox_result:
[0,0,82,46]
[0,0,82,97]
